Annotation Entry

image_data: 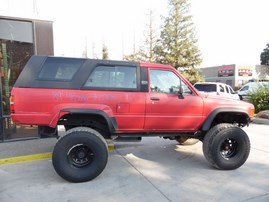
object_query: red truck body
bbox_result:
[10,56,255,182]
[11,57,254,134]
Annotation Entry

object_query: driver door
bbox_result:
[144,69,204,131]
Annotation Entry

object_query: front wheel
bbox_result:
[52,127,108,182]
[202,123,250,170]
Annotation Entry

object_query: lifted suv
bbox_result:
[11,56,255,182]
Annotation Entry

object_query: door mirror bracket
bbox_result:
[178,86,184,99]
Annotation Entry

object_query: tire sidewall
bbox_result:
[203,124,250,170]
[211,127,250,169]
[52,127,108,182]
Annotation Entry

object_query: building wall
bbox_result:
[199,64,236,88]
[199,64,269,89]
[34,20,54,55]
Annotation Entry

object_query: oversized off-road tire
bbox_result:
[202,123,250,170]
[52,127,108,182]
[176,137,199,145]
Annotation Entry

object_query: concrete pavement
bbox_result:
[0,123,268,202]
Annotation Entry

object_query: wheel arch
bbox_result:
[58,108,118,136]
[202,108,250,132]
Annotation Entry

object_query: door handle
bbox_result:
[150,97,160,101]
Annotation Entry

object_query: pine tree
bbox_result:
[260,43,269,65]
[154,0,202,69]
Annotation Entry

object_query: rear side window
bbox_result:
[38,58,84,81]
[194,84,216,92]
[84,66,137,89]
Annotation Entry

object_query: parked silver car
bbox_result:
[237,82,269,100]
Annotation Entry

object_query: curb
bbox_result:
[253,117,269,125]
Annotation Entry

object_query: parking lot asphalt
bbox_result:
[0,123,269,202]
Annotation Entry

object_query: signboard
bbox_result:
[218,65,235,77]
[238,66,253,76]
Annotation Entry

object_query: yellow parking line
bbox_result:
[0,152,52,166]
[0,144,115,166]
[108,144,115,151]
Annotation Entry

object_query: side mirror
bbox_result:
[178,86,184,99]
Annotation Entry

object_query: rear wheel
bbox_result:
[203,123,250,170]
[52,127,108,182]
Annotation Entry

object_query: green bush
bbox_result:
[249,86,269,113]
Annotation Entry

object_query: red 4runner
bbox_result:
[11,56,255,182]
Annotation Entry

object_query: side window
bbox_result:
[39,58,83,81]
[150,69,192,94]
[240,86,249,91]
[229,86,234,94]
[225,85,230,93]
[84,66,137,89]
[219,84,225,92]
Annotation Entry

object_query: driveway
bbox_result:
[0,123,268,202]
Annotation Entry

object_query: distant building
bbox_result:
[0,16,54,142]
[199,64,269,88]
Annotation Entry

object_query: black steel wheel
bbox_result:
[203,123,250,170]
[67,144,94,167]
[220,138,239,159]
[52,127,108,182]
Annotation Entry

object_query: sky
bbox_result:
[0,0,269,67]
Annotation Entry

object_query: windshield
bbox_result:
[194,84,216,92]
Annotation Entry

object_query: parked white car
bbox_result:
[194,82,240,100]
[237,82,269,100]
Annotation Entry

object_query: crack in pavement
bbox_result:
[115,149,172,202]
[240,193,269,202]
[252,147,269,153]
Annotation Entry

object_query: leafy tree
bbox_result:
[154,0,202,69]
[124,10,158,62]
[102,44,109,60]
[260,43,269,65]
[140,10,159,62]
[123,53,142,61]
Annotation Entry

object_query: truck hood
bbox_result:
[199,92,255,117]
